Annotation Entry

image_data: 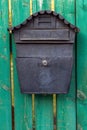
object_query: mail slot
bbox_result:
[9,10,79,94]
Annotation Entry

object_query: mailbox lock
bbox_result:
[42,60,48,66]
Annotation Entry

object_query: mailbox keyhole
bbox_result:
[42,59,48,66]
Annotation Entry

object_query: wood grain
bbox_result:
[0,0,12,130]
[12,0,32,129]
[76,0,87,129]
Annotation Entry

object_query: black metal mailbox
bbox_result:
[10,10,79,94]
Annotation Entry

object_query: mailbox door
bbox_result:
[16,43,73,94]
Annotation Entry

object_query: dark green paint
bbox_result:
[0,0,12,130]
[77,0,87,129]
[12,0,32,129]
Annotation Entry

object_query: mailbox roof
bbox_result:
[9,10,80,32]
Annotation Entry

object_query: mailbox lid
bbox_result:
[16,56,73,94]
[11,11,79,43]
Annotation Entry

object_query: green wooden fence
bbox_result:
[0,0,87,130]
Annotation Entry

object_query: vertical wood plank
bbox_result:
[12,0,32,129]
[33,0,54,130]
[76,0,87,129]
[55,0,76,129]
[36,0,51,11]
[35,95,53,130]
[0,0,12,130]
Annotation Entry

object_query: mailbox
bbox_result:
[9,10,79,94]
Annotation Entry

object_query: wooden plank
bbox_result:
[0,0,12,130]
[12,0,32,129]
[35,95,53,130]
[32,0,54,130]
[76,0,87,129]
[55,0,76,129]
[36,0,51,11]
[55,0,75,23]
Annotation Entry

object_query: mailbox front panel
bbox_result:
[16,44,73,94]
[16,56,73,94]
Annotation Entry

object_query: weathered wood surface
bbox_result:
[0,0,12,130]
[77,0,87,129]
[12,0,32,130]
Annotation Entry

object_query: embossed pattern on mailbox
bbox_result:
[10,10,79,94]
